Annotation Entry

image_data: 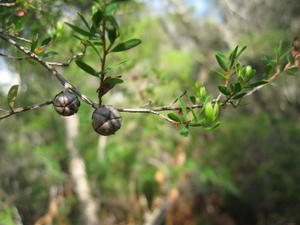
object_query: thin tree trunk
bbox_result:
[64,115,100,225]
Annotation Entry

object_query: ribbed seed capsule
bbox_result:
[92,105,121,136]
[53,91,80,116]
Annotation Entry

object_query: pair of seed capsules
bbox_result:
[53,91,121,136]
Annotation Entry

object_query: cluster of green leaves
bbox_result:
[6,84,19,111]
[215,46,263,102]
[166,41,299,137]
[65,0,141,96]
[168,84,221,137]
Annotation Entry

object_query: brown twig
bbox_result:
[0,29,294,124]
[0,48,87,67]
[47,46,87,66]
[168,90,187,106]
[245,66,281,97]
[0,30,98,109]
[0,2,17,7]
[0,52,29,60]
[0,100,53,120]
[0,29,31,43]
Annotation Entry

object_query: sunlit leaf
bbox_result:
[77,12,90,30]
[75,60,98,77]
[92,9,103,27]
[104,77,123,84]
[202,122,221,130]
[65,22,91,37]
[215,71,228,80]
[180,126,189,137]
[232,92,247,99]
[111,39,141,52]
[167,113,181,122]
[7,85,19,110]
[179,98,188,120]
[246,80,269,88]
[215,51,228,71]
[218,86,230,95]
[203,102,214,122]
[41,37,51,46]
[40,51,58,58]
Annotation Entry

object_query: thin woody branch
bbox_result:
[0,52,29,60]
[0,99,53,120]
[47,46,87,67]
[0,28,31,43]
[244,66,281,97]
[0,30,98,109]
[0,48,87,67]
[0,2,17,7]
[0,30,296,124]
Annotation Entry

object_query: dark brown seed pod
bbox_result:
[92,105,121,136]
[53,91,80,116]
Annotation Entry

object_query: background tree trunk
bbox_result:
[65,115,100,225]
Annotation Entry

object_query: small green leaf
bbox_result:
[189,96,196,104]
[232,82,242,94]
[73,35,83,41]
[180,126,189,137]
[245,66,256,82]
[202,122,221,130]
[203,102,214,122]
[77,12,90,30]
[7,85,19,110]
[232,92,247,99]
[41,37,52,46]
[236,46,247,58]
[105,3,118,15]
[179,98,188,120]
[75,60,98,77]
[111,0,129,3]
[30,35,39,51]
[286,68,298,76]
[215,51,228,72]
[86,40,101,58]
[213,102,220,120]
[218,86,230,95]
[111,39,141,52]
[104,77,123,84]
[246,80,269,88]
[262,55,273,63]
[65,22,91,37]
[108,28,118,44]
[189,123,203,127]
[229,45,239,68]
[168,113,181,122]
[92,10,103,27]
[215,71,228,80]
[106,15,119,29]
[40,51,58,58]
[190,108,198,122]
[264,64,273,76]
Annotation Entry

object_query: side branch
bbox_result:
[245,66,281,97]
[0,28,31,43]
[0,100,53,120]
[0,2,17,7]
[47,46,87,67]
[0,31,98,109]
[0,52,29,60]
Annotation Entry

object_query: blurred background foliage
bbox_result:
[0,0,300,225]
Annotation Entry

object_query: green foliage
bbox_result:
[7,85,19,110]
